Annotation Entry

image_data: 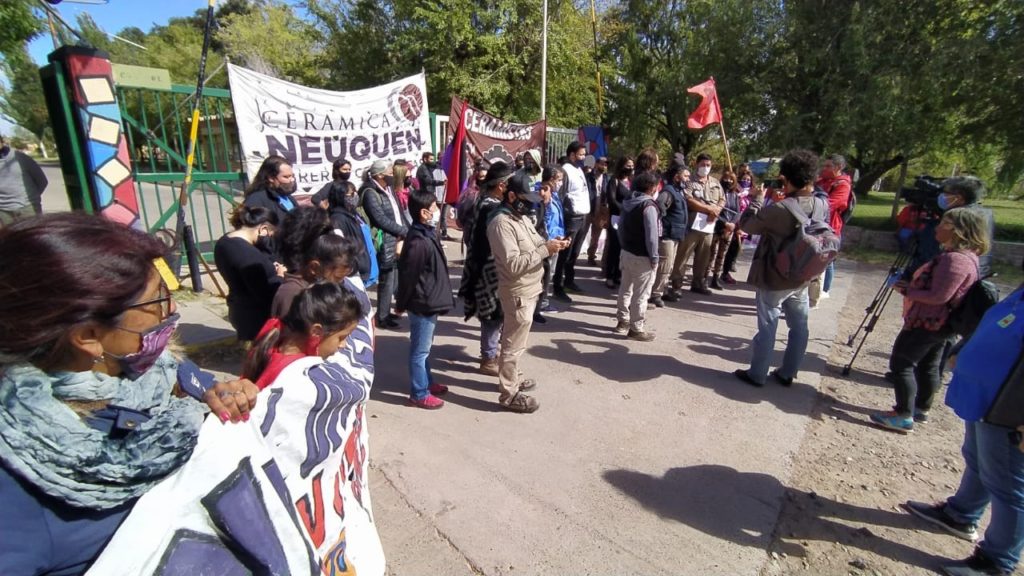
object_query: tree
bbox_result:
[216,2,322,87]
[0,48,49,144]
[309,0,598,126]
[0,0,42,61]
[602,0,783,157]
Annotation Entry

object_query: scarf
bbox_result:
[0,351,206,509]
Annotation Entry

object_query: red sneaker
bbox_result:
[409,394,444,410]
[428,383,449,395]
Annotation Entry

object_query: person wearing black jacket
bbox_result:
[650,163,689,305]
[311,158,355,208]
[603,156,634,288]
[397,190,454,410]
[416,151,450,240]
[326,180,373,283]
[242,155,297,225]
[361,159,409,328]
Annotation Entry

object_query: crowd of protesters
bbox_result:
[1,137,1019,575]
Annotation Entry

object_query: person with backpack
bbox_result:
[815,154,853,299]
[901,271,1024,576]
[870,207,991,433]
[733,149,832,388]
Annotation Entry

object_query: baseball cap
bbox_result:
[508,173,543,203]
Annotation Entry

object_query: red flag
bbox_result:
[443,97,469,204]
[686,78,722,130]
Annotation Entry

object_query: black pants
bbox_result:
[603,221,622,281]
[722,232,741,275]
[889,326,951,415]
[554,215,586,289]
[438,201,449,236]
[376,267,397,323]
[538,256,552,308]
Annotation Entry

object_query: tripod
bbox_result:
[842,239,917,376]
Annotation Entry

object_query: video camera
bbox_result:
[899,175,945,212]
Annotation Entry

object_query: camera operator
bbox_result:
[905,176,996,279]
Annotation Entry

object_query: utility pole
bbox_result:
[541,0,548,119]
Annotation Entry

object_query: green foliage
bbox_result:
[0,0,42,60]
[309,0,598,125]
[216,2,322,86]
[0,48,48,140]
[848,191,1024,243]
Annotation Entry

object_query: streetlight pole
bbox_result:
[541,0,548,120]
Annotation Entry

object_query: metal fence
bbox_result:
[116,84,245,258]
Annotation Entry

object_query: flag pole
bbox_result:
[719,121,733,174]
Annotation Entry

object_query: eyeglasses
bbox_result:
[126,282,174,319]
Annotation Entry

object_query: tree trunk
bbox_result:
[890,157,909,222]
[853,154,906,198]
[38,139,48,160]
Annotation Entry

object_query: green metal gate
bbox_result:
[116,83,244,258]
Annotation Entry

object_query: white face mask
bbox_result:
[427,208,441,227]
[697,166,711,178]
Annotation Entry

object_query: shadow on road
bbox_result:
[529,336,818,416]
[603,464,949,572]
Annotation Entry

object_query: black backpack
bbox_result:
[840,188,857,224]
[947,262,999,337]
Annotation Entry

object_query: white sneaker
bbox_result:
[820,291,830,300]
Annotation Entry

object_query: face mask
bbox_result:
[721,180,734,189]
[511,196,536,216]
[427,209,441,227]
[343,194,359,211]
[338,172,351,181]
[255,234,275,254]
[107,313,180,379]
[0,145,9,158]
[274,180,296,195]
[741,179,752,188]
[697,166,711,178]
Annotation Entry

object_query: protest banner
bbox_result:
[228,64,431,196]
[442,97,546,203]
[87,281,385,575]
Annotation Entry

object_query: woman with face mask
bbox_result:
[312,158,356,210]
[0,213,258,575]
[327,180,379,287]
[215,205,286,341]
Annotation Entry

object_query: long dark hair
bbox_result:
[243,282,365,380]
[278,206,332,273]
[245,155,291,196]
[614,156,635,180]
[0,213,166,366]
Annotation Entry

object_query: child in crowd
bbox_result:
[396,190,455,409]
[244,282,365,390]
[271,233,359,318]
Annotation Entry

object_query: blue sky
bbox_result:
[3,1,214,134]
[27,1,211,64]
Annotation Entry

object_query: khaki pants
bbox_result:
[0,206,35,227]
[587,204,609,260]
[710,226,735,276]
[497,292,538,404]
[651,238,678,299]
[672,231,713,289]
[617,251,657,332]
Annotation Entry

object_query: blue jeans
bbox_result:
[945,420,1024,572]
[408,313,437,399]
[823,261,835,292]
[480,317,502,360]
[747,285,810,384]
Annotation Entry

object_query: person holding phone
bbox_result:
[487,173,571,413]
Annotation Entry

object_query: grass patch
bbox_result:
[850,191,1024,242]
[841,246,1024,292]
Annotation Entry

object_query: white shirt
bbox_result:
[561,162,591,216]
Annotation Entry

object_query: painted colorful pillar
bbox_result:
[47,46,141,228]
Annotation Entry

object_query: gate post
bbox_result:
[40,46,141,228]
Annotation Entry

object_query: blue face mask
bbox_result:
[937,194,951,211]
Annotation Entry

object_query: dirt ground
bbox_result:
[761,259,1019,576]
